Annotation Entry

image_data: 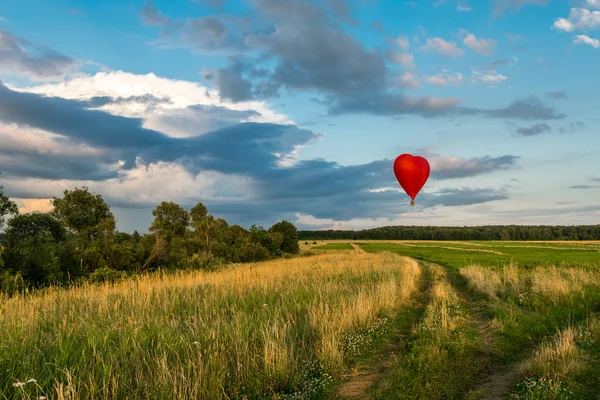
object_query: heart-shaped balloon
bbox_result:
[393,154,430,206]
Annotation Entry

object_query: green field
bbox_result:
[358,241,600,271]
[311,243,355,250]
[353,241,600,399]
[2,241,600,399]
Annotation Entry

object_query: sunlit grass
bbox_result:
[0,252,420,399]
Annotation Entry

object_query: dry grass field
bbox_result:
[2,240,600,399]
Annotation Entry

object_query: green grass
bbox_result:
[356,241,600,399]
[311,243,354,251]
[357,241,600,272]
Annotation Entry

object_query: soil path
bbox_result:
[350,243,366,254]
[334,260,432,399]
[421,260,524,400]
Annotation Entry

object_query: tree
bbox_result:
[149,201,189,241]
[51,187,115,239]
[0,178,18,269]
[0,178,18,231]
[2,213,78,286]
[50,187,116,274]
[269,220,299,254]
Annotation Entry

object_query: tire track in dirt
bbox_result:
[419,260,524,400]
[350,243,366,254]
[334,260,432,400]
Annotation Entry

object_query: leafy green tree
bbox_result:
[150,201,189,241]
[51,187,115,238]
[269,220,300,254]
[50,187,117,274]
[2,213,79,286]
[0,179,18,231]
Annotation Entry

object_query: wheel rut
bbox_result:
[419,261,524,400]
[333,259,432,400]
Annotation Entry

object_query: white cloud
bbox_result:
[423,70,507,86]
[470,71,508,85]
[553,8,600,32]
[457,6,472,11]
[396,35,410,51]
[425,72,464,86]
[10,70,292,138]
[420,37,464,58]
[4,161,257,209]
[587,0,600,9]
[389,52,415,69]
[463,33,496,56]
[0,70,296,216]
[396,71,420,88]
[574,34,600,47]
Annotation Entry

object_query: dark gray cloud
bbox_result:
[546,91,568,100]
[325,0,360,25]
[0,83,517,226]
[431,155,520,179]
[141,2,250,54]
[244,0,388,97]
[328,93,459,117]
[569,185,599,189]
[0,148,119,181]
[569,176,600,189]
[0,29,77,80]
[138,1,568,123]
[557,121,586,134]
[82,94,171,108]
[0,82,170,159]
[202,58,254,102]
[140,2,178,27]
[458,96,564,120]
[515,122,551,136]
[331,94,564,120]
[569,121,585,131]
[422,187,509,207]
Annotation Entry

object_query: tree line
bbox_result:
[298,224,600,241]
[0,184,299,294]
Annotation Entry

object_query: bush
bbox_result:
[88,267,126,284]
[0,271,26,296]
[181,252,224,271]
[269,220,300,254]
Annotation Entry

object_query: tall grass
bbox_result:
[0,252,420,399]
[373,264,479,399]
[459,264,600,306]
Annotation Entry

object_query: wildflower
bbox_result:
[27,379,37,383]
[13,381,25,388]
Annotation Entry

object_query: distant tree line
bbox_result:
[0,184,299,294]
[299,225,600,241]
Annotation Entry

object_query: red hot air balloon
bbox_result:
[393,154,430,206]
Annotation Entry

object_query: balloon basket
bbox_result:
[410,201,415,207]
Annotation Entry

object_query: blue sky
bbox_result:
[0,0,599,232]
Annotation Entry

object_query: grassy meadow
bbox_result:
[2,240,600,399]
[0,251,421,399]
